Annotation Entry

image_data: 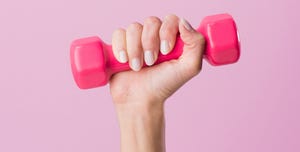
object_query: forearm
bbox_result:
[115,102,165,152]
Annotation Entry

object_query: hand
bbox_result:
[110,14,205,105]
[109,14,205,152]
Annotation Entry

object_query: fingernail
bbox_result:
[119,51,127,63]
[180,18,194,31]
[160,40,170,55]
[144,50,155,66]
[131,58,141,71]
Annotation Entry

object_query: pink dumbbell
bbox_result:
[70,13,240,89]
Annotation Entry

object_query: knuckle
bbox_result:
[164,14,178,21]
[194,33,205,45]
[113,28,125,36]
[127,22,143,33]
[160,17,179,38]
[144,16,161,25]
[189,33,205,50]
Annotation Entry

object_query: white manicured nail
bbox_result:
[181,18,194,31]
[144,50,154,66]
[160,40,170,55]
[119,51,127,63]
[131,58,141,71]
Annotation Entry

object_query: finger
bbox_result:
[112,28,128,63]
[142,16,162,66]
[159,14,180,55]
[126,22,144,71]
[177,18,206,79]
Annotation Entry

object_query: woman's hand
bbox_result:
[110,14,205,105]
[109,14,205,152]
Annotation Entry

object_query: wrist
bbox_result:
[115,100,165,152]
[115,98,164,114]
[115,100,164,135]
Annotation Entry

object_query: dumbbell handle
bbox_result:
[104,36,184,75]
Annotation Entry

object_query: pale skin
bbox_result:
[110,14,205,152]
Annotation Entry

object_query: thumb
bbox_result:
[175,18,206,81]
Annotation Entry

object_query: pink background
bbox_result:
[0,0,299,151]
